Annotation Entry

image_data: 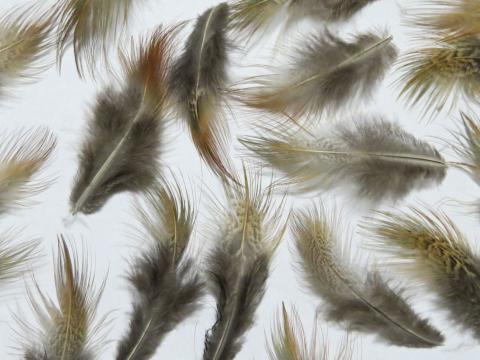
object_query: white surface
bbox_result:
[0,0,479,359]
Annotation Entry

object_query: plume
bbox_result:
[267,304,355,360]
[241,116,446,203]
[365,207,480,342]
[20,236,106,359]
[203,170,286,360]
[451,112,480,184]
[115,179,204,360]
[170,4,236,182]
[235,30,397,119]
[397,34,480,117]
[54,0,139,78]
[70,26,177,215]
[0,128,56,216]
[0,4,55,97]
[229,0,378,41]
[293,205,444,347]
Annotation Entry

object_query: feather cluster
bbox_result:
[70,26,177,215]
[202,170,286,360]
[115,179,204,360]
[241,116,445,203]
[365,208,480,341]
[293,205,444,347]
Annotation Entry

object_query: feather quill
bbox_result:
[235,30,397,119]
[170,4,236,182]
[20,236,106,359]
[241,117,446,203]
[115,179,204,360]
[293,205,444,347]
[0,128,56,215]
[365,207,480,341]
[203,170,286,360]
[70,26,177,215]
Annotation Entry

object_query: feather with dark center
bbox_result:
[70,26,177,215]
[235,30,397,119]
[170,3,236,182]
[293,205,444,348]
[365,208,480,341]
[115,179,204,360]
[241,116,446,203]
[203,170,286,360]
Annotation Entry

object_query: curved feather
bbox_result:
[293,205,444,347]
[241,117,446,203]
[70,26,177,215]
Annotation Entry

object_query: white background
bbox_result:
[0,0,479,359]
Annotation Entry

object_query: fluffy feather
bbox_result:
[115,179,204,360]
[451,112,480,184]
[54,0,139,78]
[70,26,177,215]
[170,4,236,182]
[203,170,286,360]
[365,207,480,341]
[293,205,444,347]
[241,116,446,203]
[236,30,397,119]
[0,128,56,215]
[20,237,106,359]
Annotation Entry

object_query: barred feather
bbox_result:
[293,205,444,347]
[241,117,446,203]
[115,179,204,360]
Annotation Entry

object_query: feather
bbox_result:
[54,0,138,78]
[229,0,378,41]
[235,30,397,119]
[0,4,55,97]
[0,128,56,215]
[293,205,444,347]
[115,179,204,360]
[203,170,286,360]
[451,112,480,184]
[170,4,236,182]
[70,26,177,215]
[241,116,446,203]
[20,236,106,359]
[397,34,480,117]
[365,207,480,341]
[267,304,355,360]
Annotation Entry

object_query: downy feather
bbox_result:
[365,207,480,341]
[241,116,446,203]
[203,170,286,360]
[115,179,204,360]
[21,237,106,359]
[70,26,177,215]
[0,128,56,215]
[170,4,236,182]
[293,205,444,347]
[236,30,397,119]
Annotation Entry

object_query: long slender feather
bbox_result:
[170,3,236,182]
[293,205,444,348]
[115,179,204,360]
[241,117,445,203]
[70,26,177,215]
[235,30,397,119]
[365,207,480,341]
[20,237,106,359]
[203,170,286,360]
[0,128,56,215]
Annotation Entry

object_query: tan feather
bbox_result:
[451,112,480,184]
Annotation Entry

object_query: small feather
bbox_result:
[115,179,204,360]
[170,4,236,182]
[235,30,397,119]
[241,116,446,203]
[293,205,444,348]
[203,170,286,360]
[70,26,177,215]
